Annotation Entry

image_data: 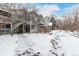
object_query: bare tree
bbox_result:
[60,8,79,31]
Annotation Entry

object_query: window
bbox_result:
[31,25,35,29]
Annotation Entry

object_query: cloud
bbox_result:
[61,4,79,14]
[36,4,60,17]
[65,4,79,10]
[55,4,79,20]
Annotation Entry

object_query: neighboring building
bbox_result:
[38,16,53,33]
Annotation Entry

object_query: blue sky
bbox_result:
[28,3,79,16]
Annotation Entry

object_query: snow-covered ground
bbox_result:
[0,35,18,56]
[0,30,79,56]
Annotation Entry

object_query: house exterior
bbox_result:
[0,10,11,34]
[0,8,41,34]
[0,4,54,34]
[0,9,53,34]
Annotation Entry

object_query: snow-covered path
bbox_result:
[0,32,66,56]
[15,33,65,56]
[0,30,79,56]
[16,34,53,56]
